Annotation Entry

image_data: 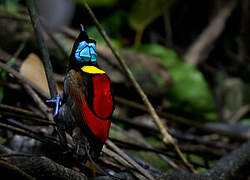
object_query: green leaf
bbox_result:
[139,44,216,114]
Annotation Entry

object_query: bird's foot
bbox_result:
[46,94,61,116]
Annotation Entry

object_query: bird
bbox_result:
[48,25,115,162]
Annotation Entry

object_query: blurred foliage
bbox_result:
[1,0,20,15]
[189,154,204,169]
[86,9,127,46]
[129,0,175,46]
[87,25,122,48]
[130,150,167,171]
[0,58,16,103]
[138,44,217,120]
[0,137,6,144]
[76,0,119,7]
[241,118,250,126]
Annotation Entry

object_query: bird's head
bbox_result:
[69,25,104,74]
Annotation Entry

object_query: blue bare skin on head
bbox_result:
[75,41,97,63]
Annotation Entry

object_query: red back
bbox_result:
[92,74,114,119]
[79,74,113,142]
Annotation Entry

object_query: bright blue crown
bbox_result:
[75,41,97,63]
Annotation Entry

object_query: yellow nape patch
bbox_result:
[81,66,105,74]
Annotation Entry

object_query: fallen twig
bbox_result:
[102,147,143,179]
[111,124,182,171]
[0,104,40,118]
[0,122,58,146]
[1,112,55,126]
[106,140,156,180]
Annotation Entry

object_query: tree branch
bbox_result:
[2,156,88,180]
[27,0,57,99]
[0,122,58,146]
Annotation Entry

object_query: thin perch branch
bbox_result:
[0,104,40,118]
[83,2,196,173]
[23,84,53,121]
[27,0,57,99]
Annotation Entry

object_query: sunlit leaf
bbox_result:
[20,53,62,94]
[20,53,50,94]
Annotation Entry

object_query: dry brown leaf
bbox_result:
[20,53,62,94]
